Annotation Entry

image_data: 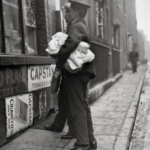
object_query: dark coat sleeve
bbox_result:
[56,24,86,69]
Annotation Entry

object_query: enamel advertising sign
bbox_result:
[0,66,27,100]
[5,93,33,138]
[28,65,53,91]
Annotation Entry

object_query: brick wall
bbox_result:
[36,0,49,56]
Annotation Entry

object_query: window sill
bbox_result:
[0,55,56,66]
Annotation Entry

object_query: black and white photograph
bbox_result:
[0,0,150,150]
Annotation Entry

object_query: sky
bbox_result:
[136,0,150,41]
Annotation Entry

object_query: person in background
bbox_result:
[129,46,139,73]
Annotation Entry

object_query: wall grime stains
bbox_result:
[0,67,27,99]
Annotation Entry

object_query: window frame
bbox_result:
[0,0,39,55]
[96,0,110,41]
[105,8,109,40]
[112,24,120,49]
[0,0,53,66]
[19,0,25,54]
[96,0,104,39]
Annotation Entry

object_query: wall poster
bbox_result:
[28,65,53,91]
[5,93,33,138]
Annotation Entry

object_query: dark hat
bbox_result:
[68,0,91,8]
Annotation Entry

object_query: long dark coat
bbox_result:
[129,51,139,64]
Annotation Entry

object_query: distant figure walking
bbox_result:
[129,47,139,73]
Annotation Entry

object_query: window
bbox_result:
[96,0,104,38]
[3,0,22,54]
[22,0,37,55]
[112,24,120,48]
[96,0,109,40]
[1,0,37,55]
[128,34,132,52]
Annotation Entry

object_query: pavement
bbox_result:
[0,65,147,150]
[129,65,150,150]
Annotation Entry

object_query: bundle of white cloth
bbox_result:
[46,32,95,73]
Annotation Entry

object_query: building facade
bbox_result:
[0,0,56,145]
[138,30,145,63]
[144,37,150,61]
[0,0,138,146]
[112,0,138,71]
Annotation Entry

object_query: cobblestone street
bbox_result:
[0,65,147,150]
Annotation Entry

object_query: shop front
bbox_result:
[0,0,56,146]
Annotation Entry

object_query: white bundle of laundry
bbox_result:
[46,32,95,73]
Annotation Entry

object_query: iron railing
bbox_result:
[90,41,109,87]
